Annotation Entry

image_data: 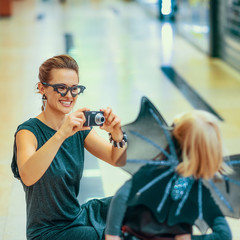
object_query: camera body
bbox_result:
[83,111,105,127]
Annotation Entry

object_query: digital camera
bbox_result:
[83,111,105,127]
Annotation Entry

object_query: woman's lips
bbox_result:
[59,100,72,107]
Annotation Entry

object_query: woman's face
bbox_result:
[44,68,79,115]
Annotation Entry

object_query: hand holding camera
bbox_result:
[99,107,123,142]
[58,107,91,139]
[66,107,123,142]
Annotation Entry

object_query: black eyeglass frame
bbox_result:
[42,82,86,97]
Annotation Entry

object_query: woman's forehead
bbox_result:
[49,68,79,84]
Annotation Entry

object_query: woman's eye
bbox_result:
[58,86,66,91]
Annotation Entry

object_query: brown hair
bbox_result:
[38,54,79,84]
[173,110,223,179]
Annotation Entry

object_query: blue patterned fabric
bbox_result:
[171,176,194,201]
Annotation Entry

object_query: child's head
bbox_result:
[172,110,223,179]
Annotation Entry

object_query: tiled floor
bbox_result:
[0,0,240,239]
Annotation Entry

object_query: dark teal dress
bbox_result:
[11,118,111,240]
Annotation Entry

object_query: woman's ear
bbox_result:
[38,82,45,95]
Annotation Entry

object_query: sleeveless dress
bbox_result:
[11,118,111,240]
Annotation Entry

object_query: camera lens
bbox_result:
[95,113,105,125]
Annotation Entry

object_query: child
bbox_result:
[105,110,232,240]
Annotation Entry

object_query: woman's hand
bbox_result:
[105,235,121,240]
[175,234,191,240]
[58,107,91,139]
[100,107,123,141]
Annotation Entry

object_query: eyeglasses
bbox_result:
[42,82,86,97]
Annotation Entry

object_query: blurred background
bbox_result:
[0,0,240,239]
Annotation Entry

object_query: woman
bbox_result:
[11,54,127,240]
[105,110,232,240]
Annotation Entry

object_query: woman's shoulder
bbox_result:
[16,118,37,132]
[18,118,55,131]
[18,118,37,127]
[18,117,39,128]
[16,118,51,138]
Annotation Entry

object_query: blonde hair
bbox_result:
[173,110,223,179]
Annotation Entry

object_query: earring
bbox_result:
[42,94,47,111]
